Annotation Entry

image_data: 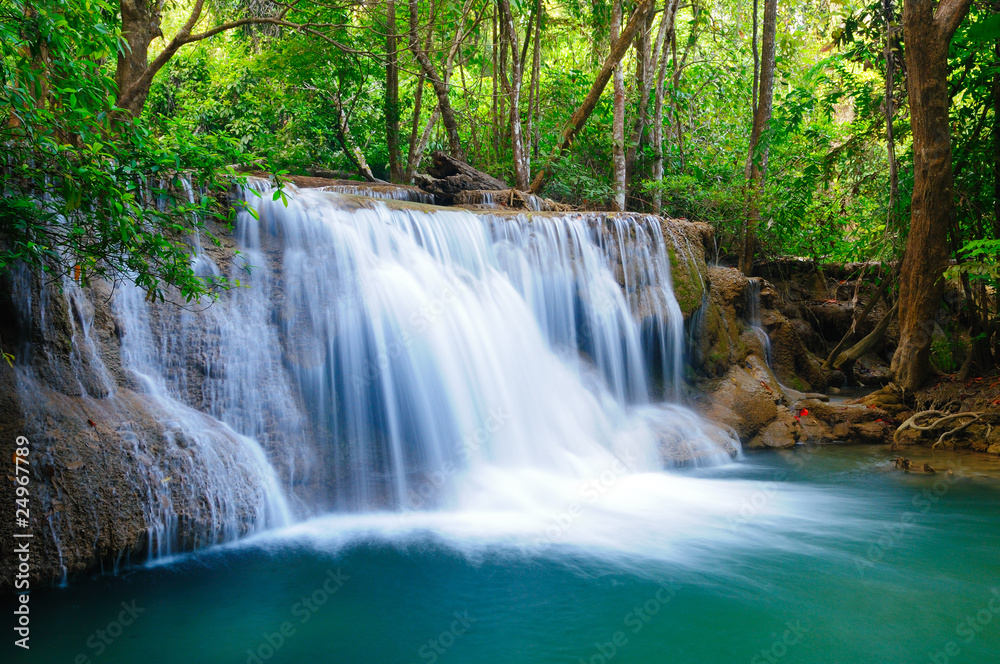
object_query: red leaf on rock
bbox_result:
[799,408,809,418]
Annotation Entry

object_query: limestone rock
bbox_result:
[701,355,780,441]
[747,406,800,449]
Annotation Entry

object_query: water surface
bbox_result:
[19,445,1000,664]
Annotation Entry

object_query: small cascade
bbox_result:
[746,277,772,365]
[454,190,555,212]
[319,183,434,204]
[10,264,291,566]
[454,190,500,208]
[686,290,710,369]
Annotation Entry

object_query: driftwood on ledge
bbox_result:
[414,151,510,204]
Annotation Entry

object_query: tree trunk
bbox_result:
[492,6,499,166]
[529,0,655,194]
[331,91,377,182]
[890,0,973,390]
[835,303,899,384]
[408,0,464,159]
[994,19,999,236]
[527,0,542,167]
[625,6,658,177]
[611,0,627,210]
[883,0,900,232]
[669,24,684,172]
[411,108,442,176]
[116,0,163,117]
[750,0,759,116]
[406,76,426,181]
[498,0,529,190]
[651,0,681,213]
[386,0,403,182]
[823,273,895,369]
[739,0,778,276]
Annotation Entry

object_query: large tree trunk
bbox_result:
[739,0,778,276]
[386,0,403,182]
[117,0,163,117]
[890,0,972,390]
[611,0,627,210]
[498,0,529,190]
[408,0,464,159]
[529,0,655,193]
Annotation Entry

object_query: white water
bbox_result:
[231,186,735,515]
[10,268,290,566]
[747,277,773,365]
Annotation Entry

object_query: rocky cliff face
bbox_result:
[0,265,293,587]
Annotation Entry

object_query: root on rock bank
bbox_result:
[894,409,989,448]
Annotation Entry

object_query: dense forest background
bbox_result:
[1,0,998,386]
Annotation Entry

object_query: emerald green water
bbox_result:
[15,446,1000,664]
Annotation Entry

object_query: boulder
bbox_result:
[766,310,830,391]
[700,354,781,441]
[747,406,801,449]
[792,397,893,444]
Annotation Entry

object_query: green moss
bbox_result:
[666,243,705,317]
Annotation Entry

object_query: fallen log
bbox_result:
[414,152,509,204]
[831,302,897,384]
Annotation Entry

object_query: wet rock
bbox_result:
[700,354,780,441]
[746,406,800,449]
[893,456,935,473]
[793,398,893,444]
[766,312,830,392]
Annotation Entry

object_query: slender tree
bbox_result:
[386,0,404,182]
[882,0,900,233]
[739,0,778,275]
[498,0,530,189]
[408,0,464,159]
[651,0,682,212]
[611,0,627,210]
[529,0,655,193]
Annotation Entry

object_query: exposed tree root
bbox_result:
[894,409,985,448]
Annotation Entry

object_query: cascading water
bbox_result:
[9,266,291,568]
[231,185,734,515]
[746,277,773,365]
[10,181,738,572]
[319,183,434,204]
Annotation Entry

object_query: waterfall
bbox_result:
[746,277,772,365]
[10,183,738,572]
[233,186,734,512]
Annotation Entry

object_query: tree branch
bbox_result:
[934,0,973,38]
